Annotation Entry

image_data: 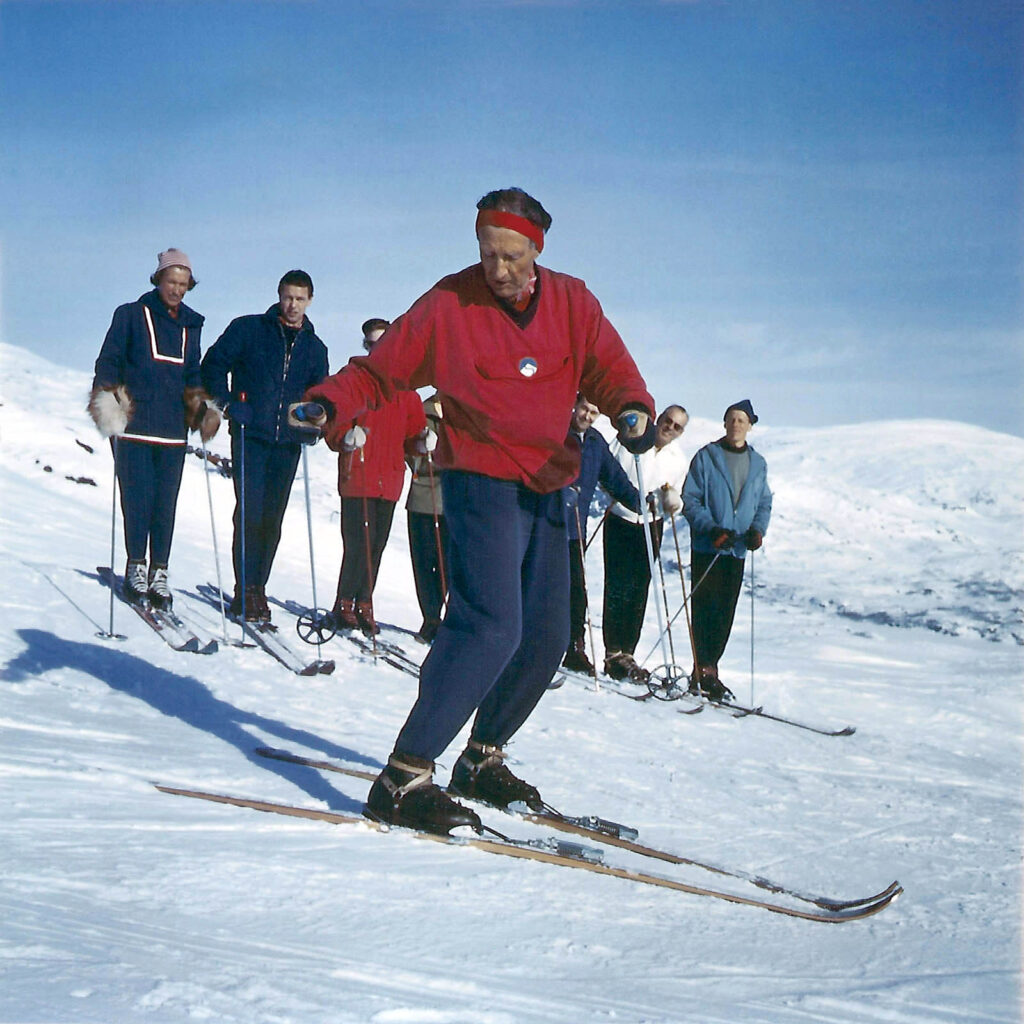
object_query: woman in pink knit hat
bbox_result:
[89,248,220,610]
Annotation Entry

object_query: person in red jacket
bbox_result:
[328,318,427,636]
[306,187,656,836]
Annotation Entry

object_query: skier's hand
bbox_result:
[712,528,736,550]
[616,409,655,454]
[743,527,763,551]
[412,428,438,455]
[228,401,253,427]
[342,425,368,451]
[198,403,223,443]
[288,402,326,431]
[660,485,682,516]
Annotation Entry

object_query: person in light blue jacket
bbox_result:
[682,399,772,702]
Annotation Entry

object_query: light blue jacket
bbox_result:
[683,441,772,558]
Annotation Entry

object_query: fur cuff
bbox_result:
[183,387,223,442]
[88,385,133,438]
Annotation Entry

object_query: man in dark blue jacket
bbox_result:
[563,395,641,673]
[201,270,329,622]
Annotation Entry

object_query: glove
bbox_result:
[198,404,222,443]
[342,425,368,452]
[412,428,438,455]
[616,409,655,454]
[744,527,763,551]
[660,485,682,516]
[287,401,327,430]
[712,528,736,550]
[228,401,253,427]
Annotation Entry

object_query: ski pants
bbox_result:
[601,513,663,656]
[394,471,570,762]
[690,550,746,669]
[336,496,396,606]
[231,435,301,592]
[113,438,186,566]
[407,509,449,629]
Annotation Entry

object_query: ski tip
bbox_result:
[200,640,219,655]
[318,661,336,675]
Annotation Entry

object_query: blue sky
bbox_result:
[1,0,1020,434]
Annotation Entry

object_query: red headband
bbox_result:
[475,209,545,252]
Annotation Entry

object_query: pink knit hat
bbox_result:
[155,248,192,274]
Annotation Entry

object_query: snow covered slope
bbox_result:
[1,341,1020,1023]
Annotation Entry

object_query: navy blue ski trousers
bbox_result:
[394,471,570,761]
[231,434,301,592]
[113,438,186,566]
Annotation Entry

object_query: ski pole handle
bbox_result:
[293,402,325,423]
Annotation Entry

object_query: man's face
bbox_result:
[655,408,688,450]
[724,409,752,446]
[477,224,538,301]
[363,327,386,352]
[571,399,599,433]
[157,267,190,311]
[279,284,312,327]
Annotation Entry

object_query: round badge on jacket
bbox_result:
[519,357,538,378]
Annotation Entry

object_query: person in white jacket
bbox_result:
[601,405,689,680]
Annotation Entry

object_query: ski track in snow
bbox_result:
[0,342,1021,1023]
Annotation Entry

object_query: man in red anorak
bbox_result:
[328,318,427,637]
[307,187,657,835]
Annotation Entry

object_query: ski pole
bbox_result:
[651,493,677,670]
[749,547,756,708]
[573,500,600,688]
[300,444,323,658]
[631,449,673,680]
[202,439,229,642]
[424,453,448,613]
[670,512,700,682]
[358,452,378,654]
[584,505,612,553]
[638,548,722,669]
[237,393,248,638]
[105,436,119,638]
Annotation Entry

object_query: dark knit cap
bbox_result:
[724,399,758,425]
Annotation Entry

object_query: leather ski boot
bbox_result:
[356,600,380,636]
[449,741,545,813]
[690,665,735,704]
[604,651,649,682]
[562,637,594,674]
[364,753,481,836]
[330,598,359,631]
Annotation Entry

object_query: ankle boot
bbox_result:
[449,741,544,812]
[364,753,481,835]
[124,560,149,606]
[331,598,359,630]
[355,600,379,636]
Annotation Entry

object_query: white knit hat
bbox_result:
[155,248,192,274]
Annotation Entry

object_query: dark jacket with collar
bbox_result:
[93,289,204,444]
[566,426,641,540]
[201,304,329,445]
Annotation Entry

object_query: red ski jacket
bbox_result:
[307,264,654,494]
[333,390,426,502]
